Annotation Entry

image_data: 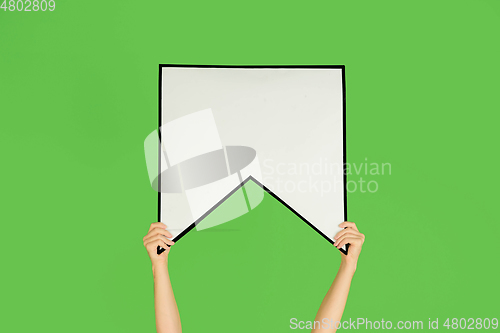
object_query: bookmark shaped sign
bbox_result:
[145,66,348,254]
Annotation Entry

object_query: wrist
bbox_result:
[339,259,357,275]
[152,261,168,275]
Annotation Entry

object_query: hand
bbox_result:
[143,222,175,268]
[334,221,365,271]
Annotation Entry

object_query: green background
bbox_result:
[1,0,499,331]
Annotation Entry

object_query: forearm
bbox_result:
[311,261,356,333]
[153,263,182,333]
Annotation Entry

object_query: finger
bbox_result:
[334,228,361,240]
[336,237,351,249]
[144,234,174,247]
[338,221,358,231]
[334,229,360,243]
[335,233,354,247]
[148,222,167,232]
[154,227,173,238]
[335,234,358,244]
[144,235,174,247]
[339,237,364,249]
[143,228,173,245]
[337,236,363,249]
[144,227,173,241]
[147,239,171,253]
[336,232,365,247]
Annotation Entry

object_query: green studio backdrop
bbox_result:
[1,0,499,332]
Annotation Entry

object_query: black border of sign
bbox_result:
[157,64,348,255]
